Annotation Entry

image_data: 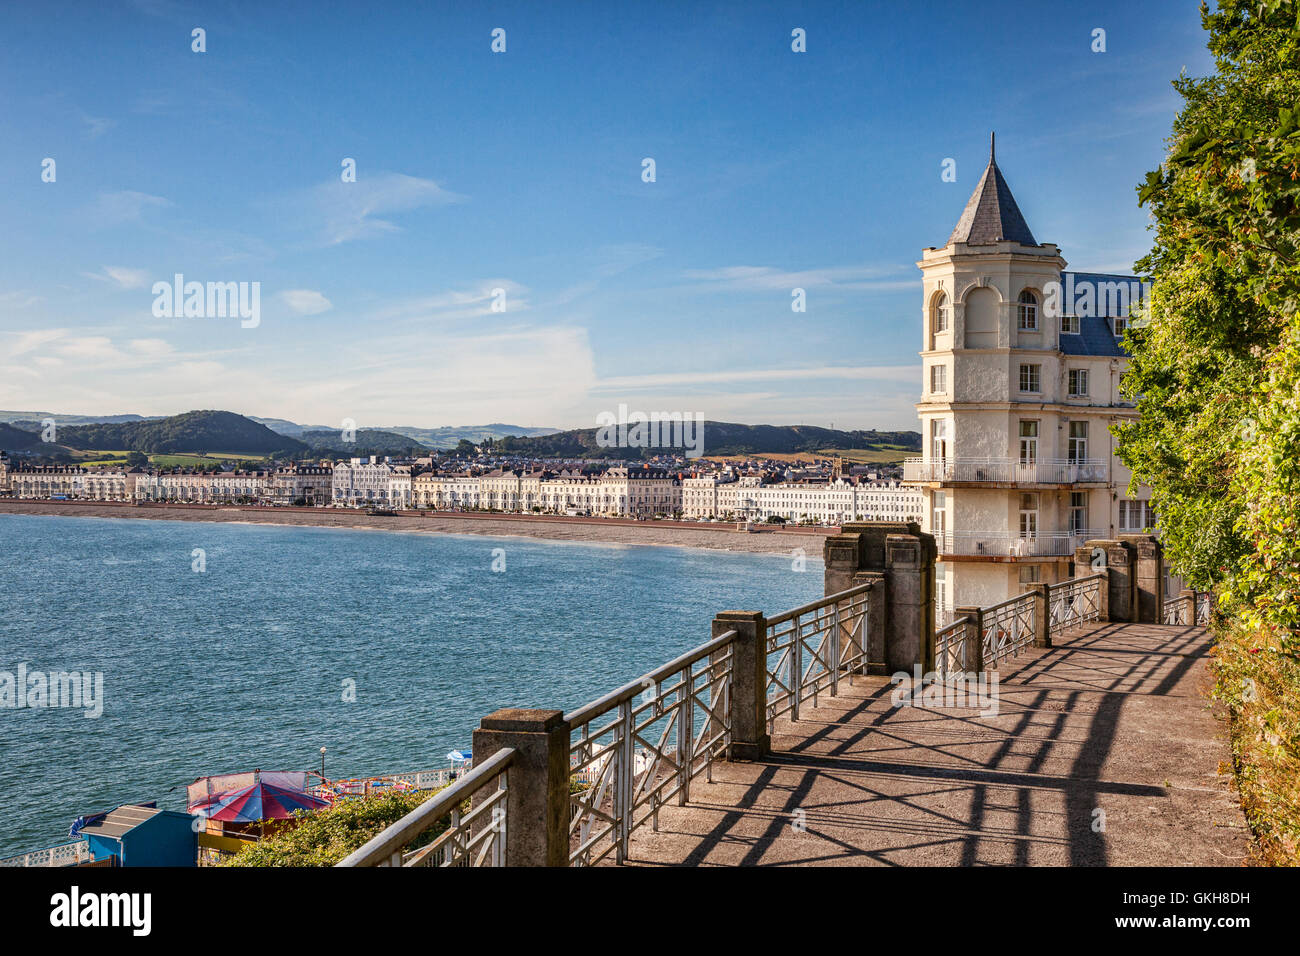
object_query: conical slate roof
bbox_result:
[947,133,1038,246]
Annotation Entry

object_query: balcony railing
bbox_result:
[563,581,873,867]
[566,629,736,867]
[0,840,92,868]
[933,573,1106,678]
[936,529,1105,558]
[904,458,1108,484]
[765,584,871,730]
[337,748,514,867]
[1048,573,1105,636]
[1162,597,1191,626]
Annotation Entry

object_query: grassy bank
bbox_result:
[1212,616,1300,865]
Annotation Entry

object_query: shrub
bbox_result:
[220,789,447,867]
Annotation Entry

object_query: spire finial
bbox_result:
[990,131,996,163]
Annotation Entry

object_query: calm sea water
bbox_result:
[0,513,820,856]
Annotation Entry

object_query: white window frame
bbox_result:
[1017,291,1039,331]
[1019,363,1041,393]
[1068,420,1088,462]
[1018,420,1038,465]
[1018,493,1039,539]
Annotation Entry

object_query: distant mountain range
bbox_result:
[483,422,920,459]
[0,409,918,462]
[0,411,156,427]
[249,418,559,448]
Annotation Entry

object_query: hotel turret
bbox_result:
[905,135,1160,618]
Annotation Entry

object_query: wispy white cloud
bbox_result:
[285,172,466,245]
[85,266,152,290]
[88,191,171,228]
[364,279,529,325]
[595,365,917,390]
[5,329,68,357]
[78,111,116,139]
[279,289,333,315]
[683,263,917,292]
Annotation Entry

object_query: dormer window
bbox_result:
[1017,289,1039,331]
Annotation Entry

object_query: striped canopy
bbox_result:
[187,770,331,823]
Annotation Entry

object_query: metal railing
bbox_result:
[566,630,735,866]
[311,767,461,800]
[765,583,871,731]
[904,457,1108,484]
[1162,597,1190,626]
[935,616,970,678]
[980,592,1037,668]
[337,748,514,868]
[0,840,92,868]
[1047,573,1104,638]
[936,530,1106,558]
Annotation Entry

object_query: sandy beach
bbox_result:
[0,500,835,557]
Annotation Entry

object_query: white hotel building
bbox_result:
[904,138,1158,617]
[681,474,922,525]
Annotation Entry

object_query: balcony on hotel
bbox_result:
[903,457,1108,487]
[935,529,1105,559]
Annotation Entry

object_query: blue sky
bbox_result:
[0,0,1212,431]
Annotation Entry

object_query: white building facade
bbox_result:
[904,138,1156,617]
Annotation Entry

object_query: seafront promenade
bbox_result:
[616,620,1244,866]
[339,522,1245,869]
[0,499,835,555]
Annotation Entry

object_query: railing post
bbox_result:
[1179,589,1196,626]
[824,522,936,674]
[676,666,692,806]
[1094,570,1110,622]
[1028,583,1051,648]
[1120,533,1164,623]
[471,709,570,867]
[955,605,984,675]
[712,610,769,760]
[1076,540,1129,621]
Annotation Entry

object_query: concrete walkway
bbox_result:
[620,622,1247,866]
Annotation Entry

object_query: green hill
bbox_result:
[481,422,920,460]
[299,428,431,457]
[57,410,308,456]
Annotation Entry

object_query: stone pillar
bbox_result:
[472,709,570,867]
[856,570,887,674]
[1028,583,1051,648]
[1076,539,1133,622]
[1120,534,1164,624]
[954,605,984,674]
[712,610,770,760]
[1179,588,1196,626]
[824,522,936,674]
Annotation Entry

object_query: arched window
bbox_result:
[1017,289,1039,331]
[933,292,950,333]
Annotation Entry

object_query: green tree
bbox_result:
[1120,0,1300,632]
[1119,0,1300,863]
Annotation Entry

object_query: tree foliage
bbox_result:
[220,789,445,867]
[1119,0,1300,638]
